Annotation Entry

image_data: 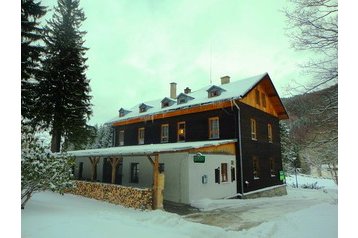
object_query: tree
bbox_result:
[87,124,113,149]
[21,0,46,120]
[284,0,338,92]
[33,0,92,152]
[21,124,75,209]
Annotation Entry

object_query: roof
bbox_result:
[65,139,237,158]
[107,73,269,124]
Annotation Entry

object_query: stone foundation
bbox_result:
[243,185,287,199]
[66,181,152,210]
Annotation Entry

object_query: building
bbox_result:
[69,72,289,204]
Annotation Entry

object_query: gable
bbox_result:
[239,75,288,119]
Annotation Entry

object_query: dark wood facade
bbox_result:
[112,101,284,194]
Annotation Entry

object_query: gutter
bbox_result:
[231,98,245,198]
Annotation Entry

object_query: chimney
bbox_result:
[170,82,177,99]
[184,87,191,94]
[221,76,230,85]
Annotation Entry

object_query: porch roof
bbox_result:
[66,139,237,158]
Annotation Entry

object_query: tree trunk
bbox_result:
[51,127,62,153]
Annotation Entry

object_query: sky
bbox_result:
[39,0,313,126]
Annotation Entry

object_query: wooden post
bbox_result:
[109,157,121,184]
[147,154,164,210]
[89,156,100,182]
[152,154,159,209]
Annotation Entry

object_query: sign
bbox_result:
[193,154,205,163]
[279,171,285,181]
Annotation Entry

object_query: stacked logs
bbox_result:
[66,181,152,210]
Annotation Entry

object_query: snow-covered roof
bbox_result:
[107,73,268,124]
[66,139,237,158]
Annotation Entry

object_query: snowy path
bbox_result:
[185,187,338,231]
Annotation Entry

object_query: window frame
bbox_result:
[261,92,267,108]
[161,124,169,143]
[255,89,261,106]
[268,123,273,143]
[253,156,260,179]
[177,121,186,142]
[138,127,145,144]
[251,118,257,140]
[269,158,276,177]
[221,163,228,182]
[208,117,220,139]
[118,130,124,146]
[130,163,139,183]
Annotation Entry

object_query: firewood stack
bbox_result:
[66,181,152,210]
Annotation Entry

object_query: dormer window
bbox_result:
[161,97,175,108]
[176,93,194,105]
[207,85,225,98]
[139,103,152,113]
[119,108,131,117]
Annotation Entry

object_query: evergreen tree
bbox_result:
[21,124,75,209]
[87,124,113,149]
[34,0,92,152]
[21,0,46,120]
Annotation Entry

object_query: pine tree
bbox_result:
[34,0,92,152]
[21,124,75,209]
[21,0,46,120]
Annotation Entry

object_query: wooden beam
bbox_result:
[89,156,100,182]
[109,157,122,184]
[152,154,161,210]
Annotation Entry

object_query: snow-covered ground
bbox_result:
[22,175,338,238]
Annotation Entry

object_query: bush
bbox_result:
[21,125,75,209]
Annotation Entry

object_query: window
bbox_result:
[209,90,219,98]
[268,123,273,143]
[138,128,145,144]
[221,163,228,182]
[118,130,124,146]
[270,158,276,177]
[161,124,169,143]
[130,163,139,183]
[255,89,260,105]
[209,117,220,139]
[78,162,83,180]
[251,118,257,140]
[253,157,260,179]
[215,168,220,184]
[231,167,236,182]
[177,122,186,142]
[261,92,267,108]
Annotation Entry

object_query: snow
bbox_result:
[66,139,236,157]
[107,73,267,124]
[22,175,338,238]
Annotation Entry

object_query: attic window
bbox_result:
[139,103,152,113]
[119,108,131,117]
[177,93,194,105]
[207,85,225,98]
[161,97,175,108]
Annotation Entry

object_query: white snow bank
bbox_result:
[239,203,337,238]
[286,174,337,189]
[21,192,240,238]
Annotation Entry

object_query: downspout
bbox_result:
[231,98,245,198]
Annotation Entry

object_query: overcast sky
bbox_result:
[42,0,312,126]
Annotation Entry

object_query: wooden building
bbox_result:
[69,72,289,204]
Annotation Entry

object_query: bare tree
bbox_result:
[283,0,338,92]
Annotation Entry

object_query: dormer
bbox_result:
[161,97,175,108]
[176,93,194,105]
[119,108,131,117]
[139,103,152,113]
[207,85,226,98]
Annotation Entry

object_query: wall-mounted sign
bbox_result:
[279,170,285,181]
[193,153,205,163]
